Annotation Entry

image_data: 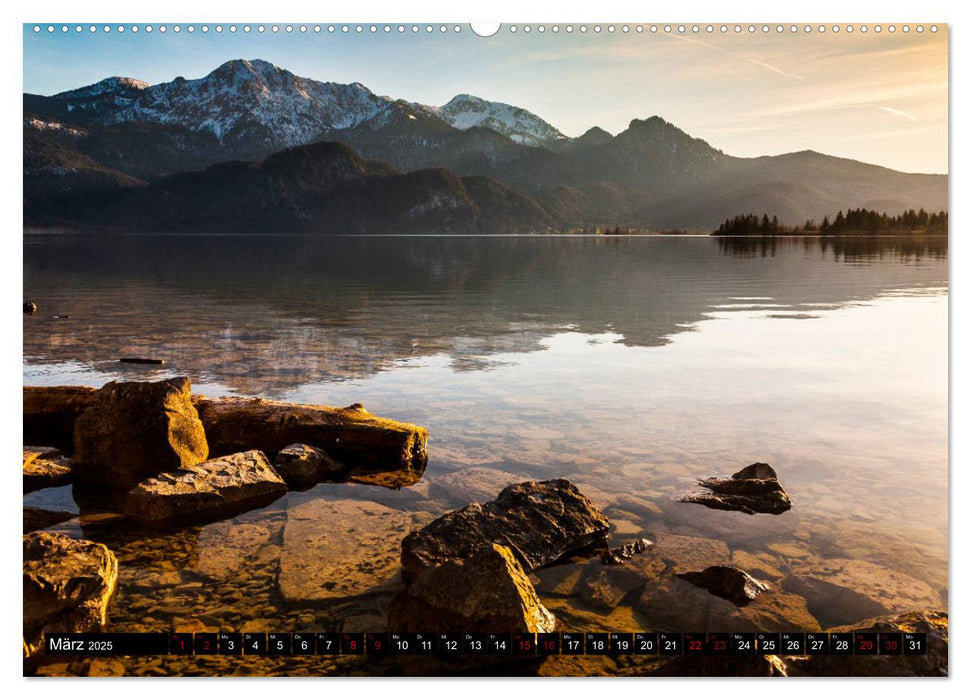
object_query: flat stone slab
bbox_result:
[123,450,286,527]
[388,543,556,633]
[279,497,427,605]
[23,532,119,660]
[783,558,941,628]
[401,479,609,580]
[652,532,731,574]
[24,451,74,493]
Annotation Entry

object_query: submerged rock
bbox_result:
[782,610,948,677]
[123,450,286,527]
[677,565,770,607]
[388,543,556,633]
[274,443,347,484]
[23,532,119,661]
[601,537,653,565]
[73,377,209,487]
[783,558,941,628]
[400,479,610,580]
[23,447,74,493]
[428,467,524,505]
[680,462,792,515]
[279,497,428,605]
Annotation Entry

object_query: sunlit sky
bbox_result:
[22,25,948,173]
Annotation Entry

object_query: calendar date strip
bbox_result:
[44,631,926,657]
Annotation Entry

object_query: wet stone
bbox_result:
[274,443,347,485]
[401,479,610,580]
[387,543,556,633]
[677,566,770,607]
[679,462,792,515]
[427,467,525,505]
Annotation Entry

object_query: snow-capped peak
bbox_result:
[55,76,149,100]
[429,94,566,146]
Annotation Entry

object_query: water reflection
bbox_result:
[24,235,947,396]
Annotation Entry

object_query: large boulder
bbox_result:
[680,462,792,515]
[23,532,119,660]
[783,558,942,628]
[73,377,209,486]
[123,450,286,527]
[388,543,556,633]
[400,479,610,580]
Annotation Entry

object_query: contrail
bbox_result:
[876,106,919,121]
[664,32,805,81]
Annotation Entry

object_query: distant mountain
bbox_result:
[424,94,566,146]
[23,58,948,232]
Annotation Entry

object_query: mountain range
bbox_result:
[23,58,947,233]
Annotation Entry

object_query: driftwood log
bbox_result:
[23,386,428,476]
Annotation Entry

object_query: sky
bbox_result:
[22,24,948,173]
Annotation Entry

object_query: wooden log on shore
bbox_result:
[23,386,97,451]
[193,396,428,476]
[23,385,428,476]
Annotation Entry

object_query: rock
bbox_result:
[783,558,941,628]
[387,543,556,633]
[428,467,524,505]
[278,497,425,604]
[73,377,209,487]
[677,566,770,607]
[123,450,286,527]
[119,358,165,365]
[601,537,653,565]
[194,520,282,582]
[274,443,347,484]
[23,385,98,450]
[24,300,37,314]
[400,479,610,580]
[782,610,947,676]
[23,532,119,660]
[730,550,785,580]
[192,396,428,477]
[679,462,792,515]
[24,448,74,493]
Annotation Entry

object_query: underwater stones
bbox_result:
[123,450,286,527]
[400,479,610,580]
[387,543,556,633]
[680,462,792,515]
[782,610,948,677]
[23,447,74,492]
[677,566,770,607]
[23,532,119,661]
[428,467,524,505]
[274,443,347,484]
[279,498,424,605]
[652,532,731,574]
[74,377,209,487]
[783,558,941,628]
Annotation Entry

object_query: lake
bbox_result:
[23,234,948,675]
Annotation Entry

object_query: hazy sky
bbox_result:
[22,24,948,173]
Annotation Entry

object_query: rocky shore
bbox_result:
[21,380,948,676]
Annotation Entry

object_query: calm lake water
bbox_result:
[23,235,948,674]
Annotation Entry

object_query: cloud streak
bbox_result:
[663,32,805,81]
[877,106,919,121]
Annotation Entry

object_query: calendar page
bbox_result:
[22,20,948,679]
